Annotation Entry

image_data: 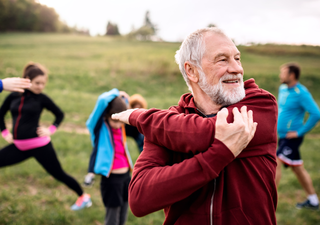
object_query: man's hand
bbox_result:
[215,106,258,157]
[286,131,298,139]
[2,77,31,93]
[111,108,139,125]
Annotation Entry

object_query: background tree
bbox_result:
[144,11,157,34]
[105,21,120,35]
[127,11,159,41]
[0,0,76,32]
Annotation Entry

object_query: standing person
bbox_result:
[0,62,92,211]
[276,62,320,210]
[112,27,278,224]
[0,77,31,93]
[85,89,133,225]
[125,94,147,153]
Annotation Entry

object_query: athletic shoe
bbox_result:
[70,193,92,211]
[83,174,95,187]
[296,199,319,210]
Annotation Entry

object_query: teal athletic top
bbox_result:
[277,82,320,138]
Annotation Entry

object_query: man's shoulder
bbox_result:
[279,84,288,91]
[172,92,195,113]
[296,83,310,94]
[244,81,276,103]
[169,105,184,113]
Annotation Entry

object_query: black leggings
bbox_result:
[0,142,83,196]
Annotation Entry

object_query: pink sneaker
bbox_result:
[70,193,92,210]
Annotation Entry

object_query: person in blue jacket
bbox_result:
[85,89,133,225]
[275,62,320,210]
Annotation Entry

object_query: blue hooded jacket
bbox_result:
[86,88,133,177]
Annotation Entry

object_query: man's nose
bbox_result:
[228,59,244,75]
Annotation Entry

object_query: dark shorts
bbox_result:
[100,171,131,207]
[276,137,304,167]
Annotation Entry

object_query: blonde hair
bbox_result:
[129,94,148,109]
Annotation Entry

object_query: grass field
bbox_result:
[0,33,320,225]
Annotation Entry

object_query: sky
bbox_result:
[38,0,320,45]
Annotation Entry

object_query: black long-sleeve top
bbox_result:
[0,90,64,140]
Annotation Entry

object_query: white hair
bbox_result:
[174,27,227,92]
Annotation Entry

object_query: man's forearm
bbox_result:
[130,108,215,154]
[129,139,234,217]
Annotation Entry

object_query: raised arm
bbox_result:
[129,107,256,216]
[113,91,276,156]
[112,107,215,154]
[130,108,216,154]
[0,78,31,93]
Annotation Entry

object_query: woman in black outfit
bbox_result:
[0,62,91,211]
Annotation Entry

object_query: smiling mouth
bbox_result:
[222,80,239,83]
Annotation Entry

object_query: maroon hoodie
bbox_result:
[129,79,278,225]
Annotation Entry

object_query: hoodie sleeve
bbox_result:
[129,137,235,217]
[130,108,215,154]
[129,90,278,155]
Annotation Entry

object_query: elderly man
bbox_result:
[113,28,278,224]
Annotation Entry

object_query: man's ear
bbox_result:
[184,62,199,83]
[288,72,296,81]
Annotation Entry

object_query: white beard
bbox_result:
[198,70,245,106]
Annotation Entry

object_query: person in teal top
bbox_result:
[276,62,320,210]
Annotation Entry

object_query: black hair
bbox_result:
[283,63,300,80]
[104,96,127,121]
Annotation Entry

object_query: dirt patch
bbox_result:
[59,123,89,135]
[4,121,89,135]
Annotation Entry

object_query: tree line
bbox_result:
[0,0,74,32]
[0,1,161,40]
[106,11,159,41]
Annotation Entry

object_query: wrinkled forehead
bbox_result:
[203,32,240,57]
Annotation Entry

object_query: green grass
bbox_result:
[0,33,320,224]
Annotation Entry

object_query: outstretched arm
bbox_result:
[113,106,257,156]
[129,107,256,216]
[112,92,276,155]
[0,78,31,93]
[112,108,214,153]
